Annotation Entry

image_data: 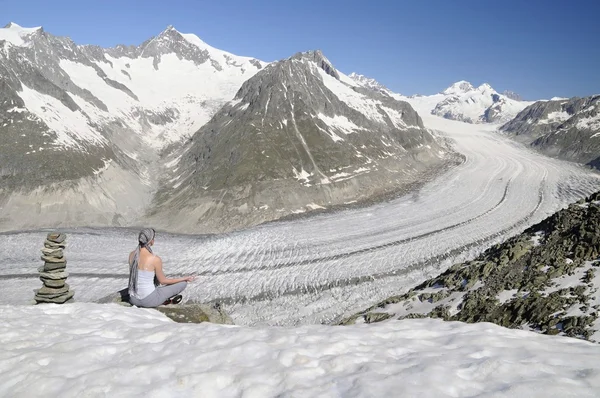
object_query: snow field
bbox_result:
[1,303,600,397]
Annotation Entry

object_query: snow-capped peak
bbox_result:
[0,22,42,47]
[347,72,401,96]
[477,83,495,93]
[442,80,475,95]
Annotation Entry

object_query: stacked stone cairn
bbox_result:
[34,232,74,304]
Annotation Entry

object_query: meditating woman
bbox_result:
[128,228,195,307]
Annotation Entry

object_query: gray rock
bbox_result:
[35,290,74,304]
[43,262,67,272]
[41,278,66,288]
[39,270,69,279]
[35,283,70,296]
[363,312,392,324]
[46,232,66,243]
[156,304,235,325]
[44,240,66,249]
[41,255,66,263]
[41,247,63,257]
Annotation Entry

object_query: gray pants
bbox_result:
[130,281,187,308]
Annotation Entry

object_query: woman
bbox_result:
[128,228,195,307]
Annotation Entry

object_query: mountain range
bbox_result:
[501,95,600,168]
[0,23,454,233]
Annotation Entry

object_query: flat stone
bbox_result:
[39,271,69,280]
[41,255,66,263]
[41,247,63,257]
[38,267,69,279]
[44,240,66,249]
[43,262,67,272]
[35,291,74,304]
[41,278,66,288]
[35,284,70,297]
[46,232,66,243]
[38,265,65,273]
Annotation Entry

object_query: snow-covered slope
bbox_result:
[1,303,600,397]
[431,81,532,124]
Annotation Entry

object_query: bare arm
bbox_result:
[154,257,194,285]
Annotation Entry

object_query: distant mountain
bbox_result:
[342,191,600,343]
[501,95,600,168]
[0,24,454,233]
[502,90,523,101]
[431,81,532,124]
[148,51,455,233]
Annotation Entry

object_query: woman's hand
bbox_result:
[184,276,196,282]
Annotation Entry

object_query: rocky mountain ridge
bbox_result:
[501,95,600,168]
[342,191,600,343]
[147,51,456,233]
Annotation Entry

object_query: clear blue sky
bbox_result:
[3,0,599,99]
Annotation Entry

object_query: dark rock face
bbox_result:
[343,192,600,343]
[501,96,600,168]
[148,51,455,233]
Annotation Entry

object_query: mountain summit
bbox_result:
[148,49,454,233]
[432,81,531,124]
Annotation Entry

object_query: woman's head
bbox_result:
[138,228,156,247]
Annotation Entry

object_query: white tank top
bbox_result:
[133,270,156,299]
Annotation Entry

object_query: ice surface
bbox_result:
[1,303,600,397]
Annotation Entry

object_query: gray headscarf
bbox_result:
[128,228,155,295]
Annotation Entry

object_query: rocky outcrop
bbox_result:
[501,95,600,168]
[97,288,234,325]
[342,192,600,343]
[34,232,75,303]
